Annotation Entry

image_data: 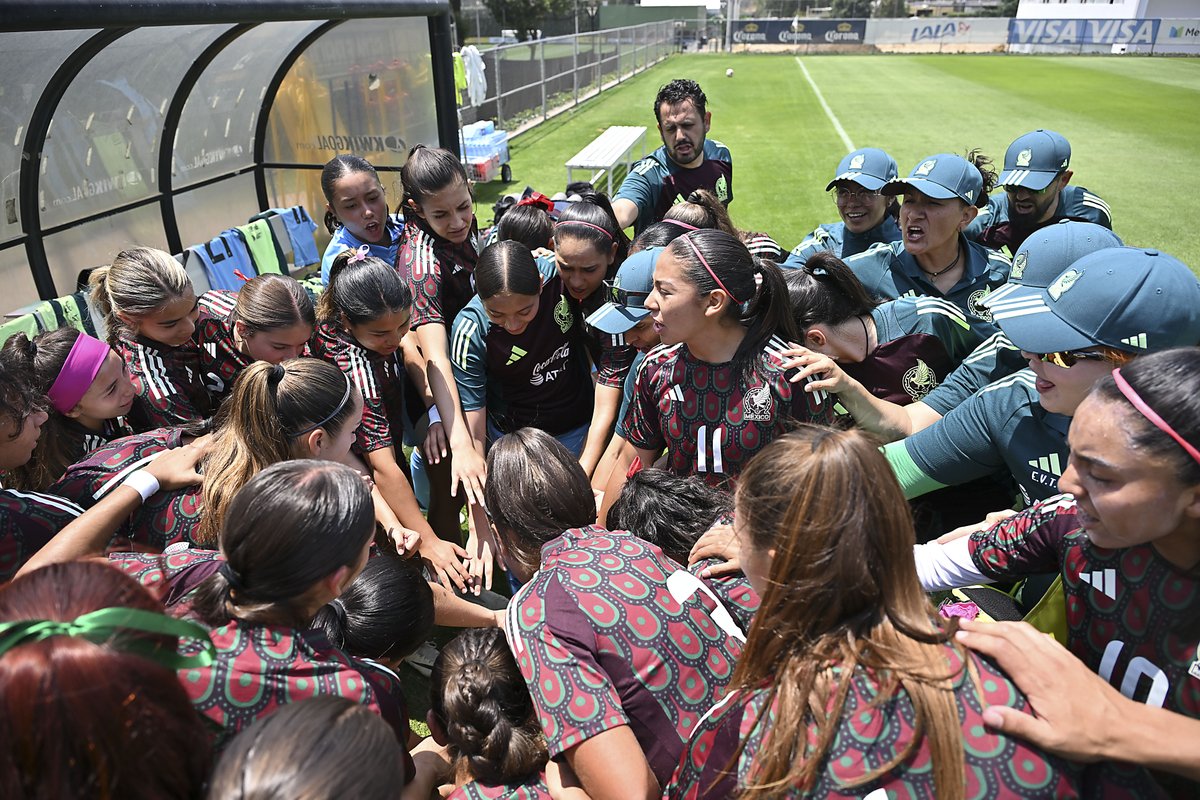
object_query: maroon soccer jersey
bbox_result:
[309,321,408,455]
[688,557,759,637]
[624,336,834,486]
[195,289,253,401]
[445,774,553,800]
[118,331,215,430]
[668,646,1092,799]
[504,526,741,786]
[108,546,222,608]
[177,618,416,764]
[0,489,83,581]
[968,495,1200,723]
[398,216,479,330]
[49,428,203,550]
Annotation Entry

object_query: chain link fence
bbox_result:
[458,21,676,133]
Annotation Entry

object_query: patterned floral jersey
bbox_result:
[688,556,759,637]
[667,645,1115,799]
[968,494,1200,719]
[624,336,834,487]
[118,331,216,431]
[194,289,253,401]
[445,773,553,800]
[505,526,742,786]
[49,428,203,550]
[309,321,411,455]
[0,488,83,581]
[398,215,480,331]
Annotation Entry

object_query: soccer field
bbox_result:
[473,53,1200,271]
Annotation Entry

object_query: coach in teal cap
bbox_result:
[997,129,1071,192]
[825,147,898,192]
[586,247,662,335]
[882,153,983,206]
[992,247,1200,355]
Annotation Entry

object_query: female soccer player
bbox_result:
[193,273,315,393]
[844,152,1009,334]
[786,147,901,265]
[320,154,404,284]
[916,346,1200,796]
[88,246,212,429]
[669,426,1095,798]
[486,429,742,800]
[621,229,832,492]
[311,249,471,591]
[1,329,134,491]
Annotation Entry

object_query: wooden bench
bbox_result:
[565,125,648,197]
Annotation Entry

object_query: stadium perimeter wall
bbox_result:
[731,17,1200,54]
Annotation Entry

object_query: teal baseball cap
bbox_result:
[998,130,1071,192]
[825,148,898,192]
[882,154,982,206]
[983,220,1124,309]
[992,247,1200,355]
[586,247,662,335]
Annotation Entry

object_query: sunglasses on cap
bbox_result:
[1037,349,1108,369]
[604,279,650,307]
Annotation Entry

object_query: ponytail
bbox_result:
[401,144,470,211]
[663,189,737,237]
[964,148,997,208]
[784,251,878,334]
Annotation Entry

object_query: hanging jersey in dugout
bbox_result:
[189,230,256,291]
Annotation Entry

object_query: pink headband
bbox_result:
[1112,368,1200,465]
[554,220,613,241]
[682,235,742,303]
[47,334,111,414]
[664,219,699,231]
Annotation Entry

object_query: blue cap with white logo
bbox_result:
[882,154,982,206]
[998,130,1071,192]
[983,220,1124,308]
[825,148,898,192]
[585,247,662,335]
[992,247,1200,354]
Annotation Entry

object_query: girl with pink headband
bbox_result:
[1,329,134,491]
[615,229,834,500]
[915,346,1200,796]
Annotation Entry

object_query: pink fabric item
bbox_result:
[47,333,111,414]
[938,601,980,622]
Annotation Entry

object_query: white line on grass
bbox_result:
[795,57,855,153]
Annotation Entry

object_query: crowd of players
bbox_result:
[0,76,1197,798]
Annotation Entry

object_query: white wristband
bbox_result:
[121,470,161,503]
[427,404,442,425]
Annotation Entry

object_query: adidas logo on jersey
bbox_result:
[1028,453,1063,476]
[1120,332,1148,350]
[1079,568,1117,600]
[507,346,527,366]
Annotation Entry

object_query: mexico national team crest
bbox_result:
[1011,252,1028,280]
[849,153,865,170]
[1048,269,1082,301]
[1016,148,1033,167]
[715,175,730,203]
[969,287,994,322]
[554,295,573,333]
[915,159,936,176]
[742,383,772,421]
[902,359,939,401]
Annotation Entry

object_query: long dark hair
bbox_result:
[483,428,596,580]
[667,229,797,378]
[552,191,629,271]
[497,204,553,251]
[189,460,375,629]
[321,155,383,234]
[231,274,316,335]
[401,144,470,212]
[317,251,413,326]
[606,468,731,565]
[474,241,542,301]
[430,627,548,787]
[785,251,878,334]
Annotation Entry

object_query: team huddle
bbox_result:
[0,77,1198,799]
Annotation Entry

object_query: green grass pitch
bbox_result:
[472,53,1200,272]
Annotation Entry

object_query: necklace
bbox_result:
[919,244,962,279]
[859,315,872,362]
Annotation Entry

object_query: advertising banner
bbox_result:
[733,19,867,45]
[1006,17,1159,45]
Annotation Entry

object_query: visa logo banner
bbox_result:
[1007,18,1159,45]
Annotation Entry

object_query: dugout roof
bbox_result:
[0,0,459,313]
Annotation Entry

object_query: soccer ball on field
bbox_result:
[726,68,734,77]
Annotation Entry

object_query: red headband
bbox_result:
[47,334,111,414]
[682,235,741,304]
[1112,368,1200,465]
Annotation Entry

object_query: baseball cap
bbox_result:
[881,154,982,206]
[983,220,1124,308]
[997,130,1071,192]
[585,247,662,335]
[992,247,1200,355]
[825,148,898,192]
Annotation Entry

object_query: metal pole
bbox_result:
[539,40,547,120]
[493,47,503,128]
[724,0,733,52]
[573,15,579,107]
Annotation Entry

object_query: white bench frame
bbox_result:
[565,125,648,197]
